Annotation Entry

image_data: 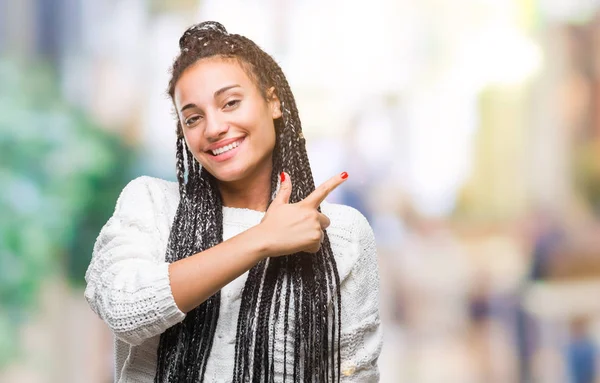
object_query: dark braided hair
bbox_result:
[154,21,342,382]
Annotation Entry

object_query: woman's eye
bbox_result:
[185,116,202,127]
[224,99,240,109]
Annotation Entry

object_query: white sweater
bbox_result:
[85,176,382,382]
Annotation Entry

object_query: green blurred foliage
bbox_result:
[0,58,133,366]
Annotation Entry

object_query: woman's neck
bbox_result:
[218,166,272,212]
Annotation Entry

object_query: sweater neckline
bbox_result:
[222,206,265,227]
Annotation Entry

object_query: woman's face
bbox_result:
[174,57,281,183]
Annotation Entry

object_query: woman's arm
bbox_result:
[338,211,383,382]
[168,224,269,313]
[85,177,186,346]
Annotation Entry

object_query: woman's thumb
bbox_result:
[273,171,292,205]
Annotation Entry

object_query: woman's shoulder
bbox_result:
[114,176,180,215]
[121,175,178,194]
[320,201,373,238]
[121,175,178,198]
[320,201,376,258]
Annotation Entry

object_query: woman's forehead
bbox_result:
[183,58,251,87]
[174,58,255,102]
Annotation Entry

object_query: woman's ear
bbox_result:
[267,87,282,119]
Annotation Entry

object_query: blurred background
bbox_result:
[2,0,600,382]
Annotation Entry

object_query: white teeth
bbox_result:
[211,140,241,156]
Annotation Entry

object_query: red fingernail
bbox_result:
[280,172,285,182]
[341,172,348,179]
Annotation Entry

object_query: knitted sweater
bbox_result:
[84,176,382,382]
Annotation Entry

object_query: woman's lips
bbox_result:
[209,137,245,163]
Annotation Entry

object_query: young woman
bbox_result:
[85,21,382,382]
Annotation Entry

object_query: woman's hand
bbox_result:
[258,171,348,257]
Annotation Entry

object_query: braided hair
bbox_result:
[154,21,342,382]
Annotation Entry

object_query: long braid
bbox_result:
[156,21,342,382]
[175,133,186,197]
[282,257,293,380]
[253,259,277,382]
[291,257,303,381]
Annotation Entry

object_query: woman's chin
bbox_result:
[212,169,246,183]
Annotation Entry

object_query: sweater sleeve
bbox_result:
[84,176,186,346]
[339,211,383,382]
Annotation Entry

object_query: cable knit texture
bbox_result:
[85,176,382,382]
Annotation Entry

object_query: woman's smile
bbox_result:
[206,137,246,163]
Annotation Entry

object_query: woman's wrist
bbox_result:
[245,224,277,261]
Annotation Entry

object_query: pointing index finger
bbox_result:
[302,172,348,208]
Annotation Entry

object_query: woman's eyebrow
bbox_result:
[180,85,242,113]
[180,103,198,113]
[214,84,241,98]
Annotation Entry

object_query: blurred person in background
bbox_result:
[515,208,564,382]
[567,316,597,383]
[84,21,382,382]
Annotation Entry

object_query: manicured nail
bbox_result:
[341,172,348,179]
[280,172,286,182]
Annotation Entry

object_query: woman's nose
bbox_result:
[204,113,229,141]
